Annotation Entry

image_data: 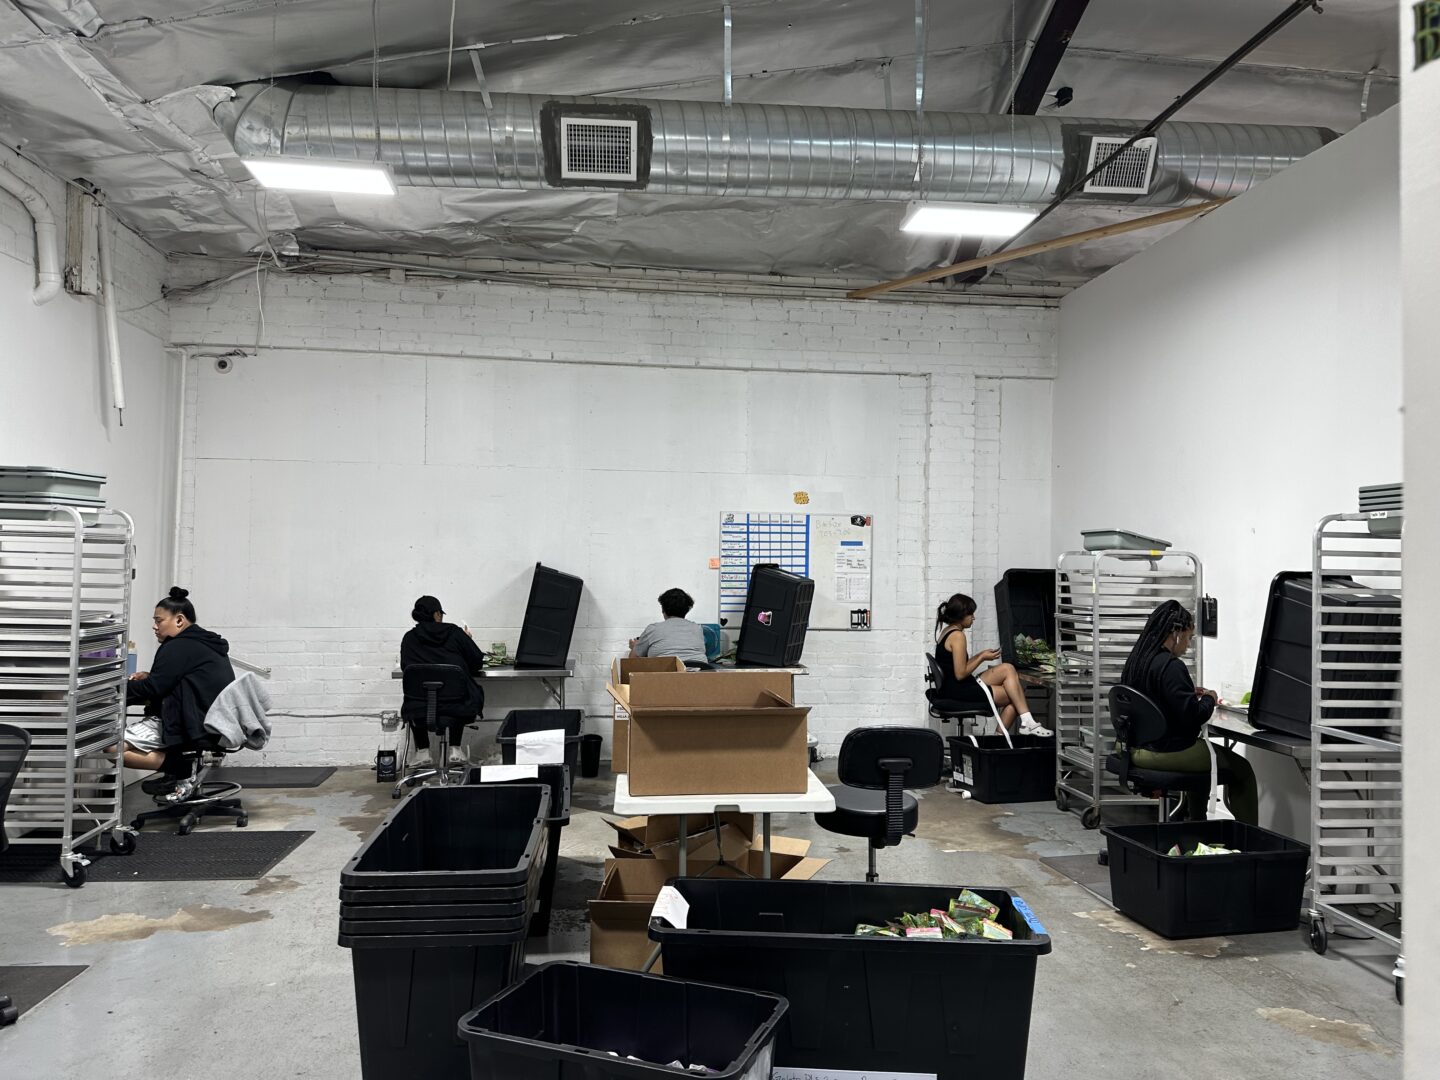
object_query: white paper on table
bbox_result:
[478,764,539,782]
[650,885,690,929]
[515,728,566,765]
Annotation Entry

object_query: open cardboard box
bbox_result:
[607,670,808,796]
[606,812,755,863]
[609,656,686,774]
[588,838,828,972]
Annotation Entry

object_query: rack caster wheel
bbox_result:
[109,830,136,855]
[62,864,86,888]
[177,814,198,836]
[392,789,403,799]
[1055,786,1070,812]
[236,814,249,828]
[1097,849,1109,867]
[1308,920,1328,955]
[1081,806,1102,830]
[0,1001,18,1027]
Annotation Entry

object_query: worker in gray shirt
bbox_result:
[629,588,709,665]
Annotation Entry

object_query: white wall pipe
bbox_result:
[165,347,189,585]
[95,206,126,426]
[0,157,62,304]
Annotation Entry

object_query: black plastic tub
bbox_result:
[459,961,786,1080]
[341,928,528,1080]
[1103,820,1310,938]
[464,763,571,937]
[650,879,1050,1080]
[340,900,527,921]
[496,710,584,771]
[948,733,1056,803]
[340,784,550,890]
[339,914,529,936]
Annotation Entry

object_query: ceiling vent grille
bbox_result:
[1083,136,1158,195]
[560,117,638,182]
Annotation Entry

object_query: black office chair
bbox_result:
[131,731,250,835]
[1,724,32,1026]
[1105,685,1230,825]
[394,664,478,796]
[925,653,992,733]
[814,727,945,882]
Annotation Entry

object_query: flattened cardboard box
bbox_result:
[607,671,807,796]
[606,813,755,863]
[588,841,828,972]
[608,656,686,774]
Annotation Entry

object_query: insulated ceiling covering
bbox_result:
[0,0,1401,290]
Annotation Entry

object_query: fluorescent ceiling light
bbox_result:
[900,202,1037,237]
[242,157,397,196]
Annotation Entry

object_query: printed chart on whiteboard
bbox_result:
[719,512,873,631]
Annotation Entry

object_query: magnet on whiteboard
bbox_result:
[708,557,721,569]
[793,491,810,505]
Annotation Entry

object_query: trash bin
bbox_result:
[580,733,603,778]
[650,879,1051,1080]
[464,763,572,938]
[496,709,584,770]
[948,733,1056,803]
[458,961,787,1080]
[1103,820,1310,938]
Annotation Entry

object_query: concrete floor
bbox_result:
[0,765,1402,1079]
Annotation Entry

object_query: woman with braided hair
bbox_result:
[1120,600,1257,824]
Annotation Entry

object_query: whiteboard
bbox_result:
[719,512,873,631]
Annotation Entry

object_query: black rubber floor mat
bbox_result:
[206,766,336,788]
[0,831,312,886]
[1040,853,1114,905]
[0,966,87,1017]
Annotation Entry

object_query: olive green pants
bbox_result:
[1130,741,1258,825]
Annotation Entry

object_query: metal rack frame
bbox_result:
[1,503,136,885]
[1053,549,1204,829]
[1306,512,1403,1002]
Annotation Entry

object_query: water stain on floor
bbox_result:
[238,796,317,831]
[1257,1008,1395,1056]
[244,875,300,897]
[48,905,272,946]
[1073,909,1232,958]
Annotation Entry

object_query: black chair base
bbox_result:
[132,781,248,835]
[815,786,920,883]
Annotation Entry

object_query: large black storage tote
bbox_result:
[948,733,1055,803]
[343,929,528,1080]
[1103,820,1310,938]
[650,879,1050,1080]
[459,961,786,1080]
[994,568,1057,665]
[340,784,550,890]
[495,711,584,771]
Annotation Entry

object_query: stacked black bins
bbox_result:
[465,758,571,936]
[649,879,1051,1080]
[459,962,787,1080]
[339,784,551,1080]
[1102,821,1310,938]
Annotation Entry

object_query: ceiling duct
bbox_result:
[224,82,1333,208]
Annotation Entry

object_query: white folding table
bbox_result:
[612,769,835,877]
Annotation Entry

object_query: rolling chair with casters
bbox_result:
[0,724,31,1025]
[814,727,945,882]
[1101,684,1230,835]
[393,664,479,798]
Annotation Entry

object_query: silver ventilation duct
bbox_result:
[224,82,1333,207]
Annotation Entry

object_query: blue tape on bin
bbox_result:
[1012,896,1046,935]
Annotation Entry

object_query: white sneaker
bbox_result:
[1018,719,1053,738]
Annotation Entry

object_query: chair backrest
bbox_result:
[402,664,475,732]
[924,653,944,691]
[0,723,33,855]
[1107,685,1169,751]
[837,727,945,790]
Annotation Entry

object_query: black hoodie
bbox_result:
[399,621,486,723]
[126,625,236,748]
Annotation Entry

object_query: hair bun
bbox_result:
[168,586,190,601]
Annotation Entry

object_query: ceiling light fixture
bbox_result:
[242,157,397,196]
[900,202,1037,237]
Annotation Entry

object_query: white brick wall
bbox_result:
[166,261,1057,763]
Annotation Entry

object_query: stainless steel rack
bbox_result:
[1306,512,1403,1003]
[1,503,136,886]
[1053,549,1204,829]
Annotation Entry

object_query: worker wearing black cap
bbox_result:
[399,595,486,764]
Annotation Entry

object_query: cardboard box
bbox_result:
[608,671,808,796]
[609,657,686,774]
[588,839,829,972]
[606,813,755,863]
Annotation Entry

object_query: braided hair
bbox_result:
[934,593,977,638]
[1121,600,1195,688]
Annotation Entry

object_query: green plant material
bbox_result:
[1013,634,1056,672]
[950,890,999,921]
[1241,691,1252,705]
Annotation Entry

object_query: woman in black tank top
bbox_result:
[935,594,1051,736]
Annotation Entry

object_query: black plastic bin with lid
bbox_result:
[994,568,1056,665]
[496,709,584,770]
[649,879,1051,1080]
[1102,820,1310,938]
[458,961,787,1080]
[464,762,571,937]
[340,784,551,891]
[948,733,1056,803]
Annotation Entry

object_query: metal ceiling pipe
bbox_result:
[224,82,1332,206]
